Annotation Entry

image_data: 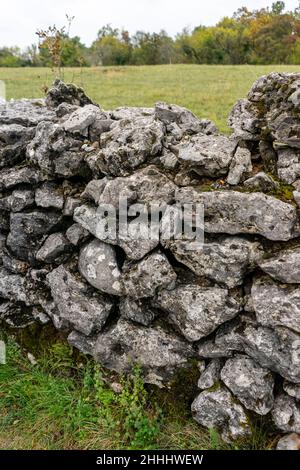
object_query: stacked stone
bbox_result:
[0,75,300,444]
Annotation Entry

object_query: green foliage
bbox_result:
[1,2,300,67]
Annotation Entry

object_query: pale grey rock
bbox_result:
[228,98,260,141]
[56,102,79,118]
[63,197,81,216]
[0,189,34,212]
[78,239,123,296]
[0,98,56,127]
[259,140,277,173]
[35,232,73,264]
[65,223,89,246]
[63,104,101,134]
[123,252,176,299]
[191,387,251,442]
[293,190,300,207]
[110,107,154,120]
[243,172,279,192]
[67,330,96,356]
[227,146,252,185]
[97,116,165,176]
[73,204,99,238]
[155,102,217,136]
[35,182,64,210]
[26,121,64,173]
[47,265,113,335]
[93,318,193,386]
[221,356,274,415]
[277,148,300,184]
[159,149,179,169]
[276,433,300,450]
[258,248,300,284]
[0,166,45,191]
[198,359,222,389]
[176,188,299,241]
[0,123,34,145]
[283,381,300,400]
[177,134,236,177]
[162,234,262,288]
[156,284,241,342]
[251,275,300,333]
[272,393,300,433]
[97,166,176,207]
[119,297,157,326]
[2,250,28,274]
[197,338,234,359]
[81,179,107,203]
[0,267,28,303]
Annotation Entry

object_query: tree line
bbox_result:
[1,2,300,67]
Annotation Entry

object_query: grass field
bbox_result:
[1,64,300,133]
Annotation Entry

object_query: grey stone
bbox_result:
[176,188,299,241]
[97,116,165,176]
[67,330,96,356]
[198,359,222,389]
[78,239,123,296]
[0,98,56,127]
[63,104,102,134]
[243,172,279,192]
[277,148,300,184]
[276,433,300,450]
[0,267,28,303]
[227,146,252,185]
[47,265,113,335]
[7,210,64,263]
[0,301,34,328]
[191,387,251,442]
[156,284,241,342]
[65,223,89,246]
[259,140,277,173]
[258,247,300,284]
[93,318,193,386]
[221,356,274,415]
[283,381,300,400]
[177,134,236,177]
[35,232,73,264]
[272,393,300,433]
[119,297,157,326]
[0,166,45,191]
[35,182,64,210]
[123,252,176,299]
[0,189,34,212]
[45,79,95,108]
[162,234,262,288]
[63,197,81,216]
[251,275,300,333]
[293,190,300,207]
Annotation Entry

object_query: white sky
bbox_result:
[0,0,299,48]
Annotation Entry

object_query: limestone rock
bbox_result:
[65,223,89,246]
[36,232,73,264]
[227,146,252,185]
[191,387,251,442]
[0,267,28,303]
[162,235,262,288]
[78,239,123,296]
[251,275,300,333]
[177,134,235,177]
[220,356,274,415]
[93,318,194,386]
[272,393,300,433]
[258,247,300,284]
[47,265,113,335]
[97,116,165,176]
[0,166,45,191]
[35,182,64,210]
[7,210,64,263]
[156,284,241,342]
[46,79,95,108]
[243,172,279,192]
[276,433,300,450]
[63,104,102,134]
[119,297,157,326]
[123,252,176,299]
[283,381,300,401]
[198,359,222,389]
[176,188,299,241]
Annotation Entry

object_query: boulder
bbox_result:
[272,393,300,433]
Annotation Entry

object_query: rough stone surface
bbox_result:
[156,284,241,342]
[221,356,274,415]
[272,393,300,433]
[276,433,300,450]
[191,387,251,442]
[93,318,194,386]
[2,75,300,444]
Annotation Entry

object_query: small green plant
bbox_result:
[94,365,162,449]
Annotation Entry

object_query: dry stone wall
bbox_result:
[1,74,300,444]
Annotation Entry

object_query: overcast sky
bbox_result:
[0,0,299,48]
